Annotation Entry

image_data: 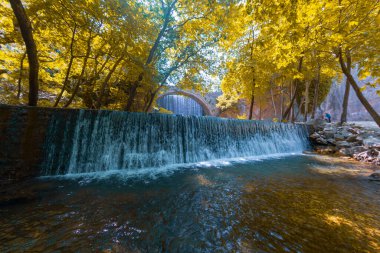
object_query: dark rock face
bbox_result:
[309,120,380,166]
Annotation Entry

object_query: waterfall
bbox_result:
[42,110,309,175]
[157,95,205,116]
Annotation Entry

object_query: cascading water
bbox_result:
[42,110,309,175]
[157,95,205,116]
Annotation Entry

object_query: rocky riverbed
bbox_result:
[308,120,380,179]
[309,120,380,181]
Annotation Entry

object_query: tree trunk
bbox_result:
[54,56,74,107]
[291,107,296,122]
[124,73,143,111]
[304,81,310,122]
[338,48,380,127]
[259,101,262,120]
[295,99,305,119]
[340,51,351,124]
[340,78,351,124]
[124,0,176,112]
[289,82,294,121]
[144,86,163,112]
[9,0,39,106]
[17,51,26,99]
[124,82,138,111]
[54,24,77,107]
[270,87,277,118]
[96,56,124,108]
[280,82,284,121]
[64,35,92,108]
[311,64,321,119]
[283,56,303,120]
[144,91,156,112]
[145,0,177,66]
[248,92,255,120]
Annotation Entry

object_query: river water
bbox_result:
[1,155,379,252]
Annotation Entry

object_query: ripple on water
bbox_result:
[0,155,379,252]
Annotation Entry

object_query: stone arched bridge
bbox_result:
[154,88,218,116]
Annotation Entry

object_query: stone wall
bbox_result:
[0,104,80,186]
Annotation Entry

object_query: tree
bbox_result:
[340,50,351,124]
[338,48,380,126]
[1,0,378,119]
[8,0,39,106]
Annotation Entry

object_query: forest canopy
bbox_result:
[0,0,379,124]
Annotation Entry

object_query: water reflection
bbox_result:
[238,177,380,252]
[0,155,379,252]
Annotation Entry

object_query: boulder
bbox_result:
[349,146,367,154]
[316,137,328,145]
[354,148,380,165]
[310,132,320,140]
[327,138,336,146]
[346,135,358,143]
[347,128,359,135]
[339,146,367,157]
[311,119,326,132]
[324,130,335,139]
[369,172,380,181]
[338,148,352,156]
[335,141,352,148]
[334,133,346,141]
[362,136,380,148]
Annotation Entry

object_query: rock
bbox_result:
[315,146,337,155]
[346,135,358,143]
[311,119,326,132]
[323,126,335,132]
[338,148,352,156]
[339,146,367,157]
[334,133,345,141]
[347,128,359,135]
[362,136,380,148]
[369,172,380,181]
[342,131,352,138]
[316,137,328,145]
[335,141,351,148]
[309,121,380,166]
[309,132,330,145]
[310,132,320,140]
[327,138,336,146]
[324,130,335,139]
[354,148,380,165]
[368,149,379,157]
[349,146,367,154]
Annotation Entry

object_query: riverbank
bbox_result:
[308,120,380,179]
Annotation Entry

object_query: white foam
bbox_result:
[39,152,304,183]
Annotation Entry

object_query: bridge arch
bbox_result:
[154,89,215,116]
